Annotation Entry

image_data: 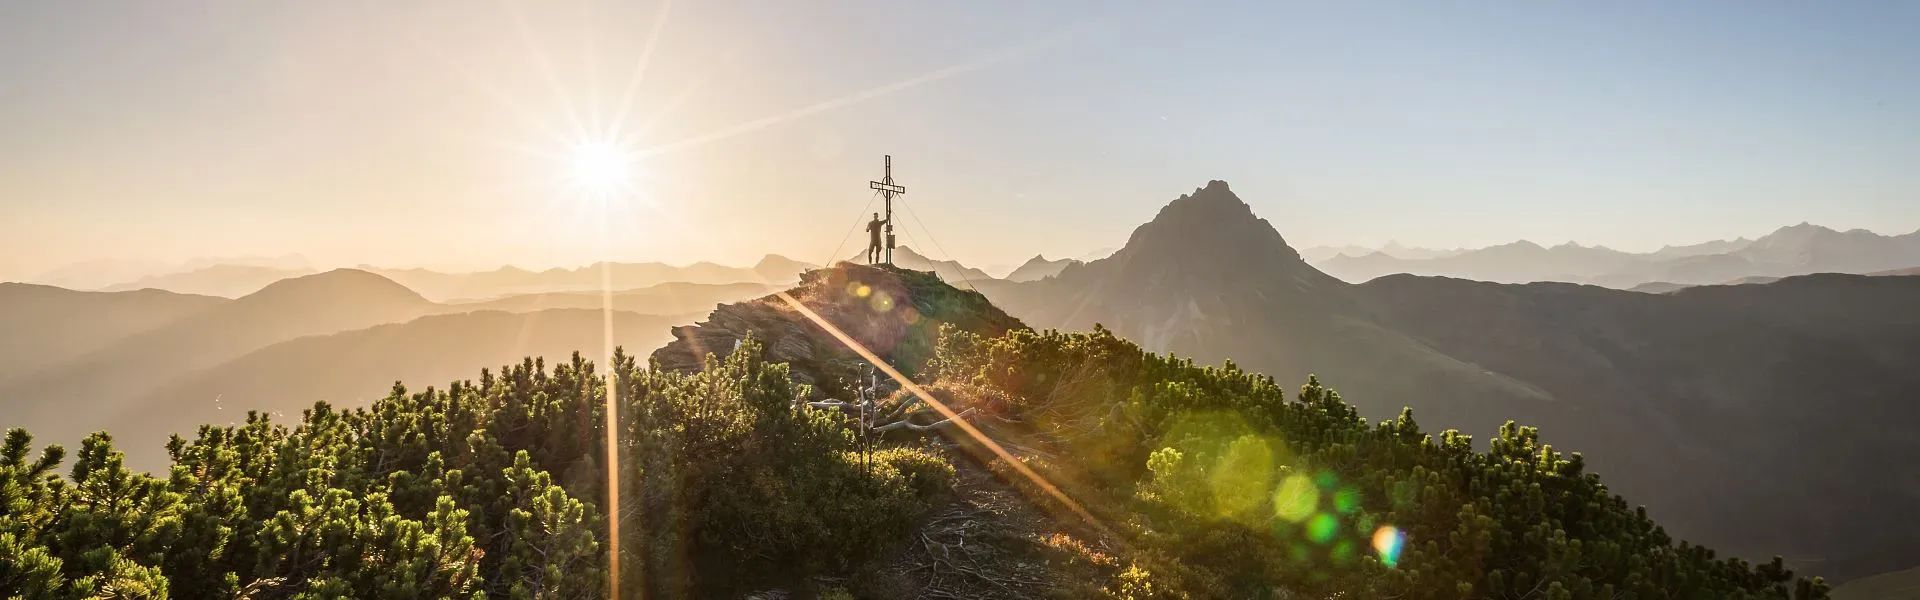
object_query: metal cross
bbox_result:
[869,155,905,264]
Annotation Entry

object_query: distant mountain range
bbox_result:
[370,254,814,301]
[846,245,994,284]
[7,183,1920,584]
[0,269,762,470]
[450,281,780,315]
[0,283,228,376]
[1631,266,1920,294]
[975,180,1920,582]
[31,254,310,291]
[102,264,318,297]
[1003,255,1082,282]
[1311,223,1920,288]
[54,254,817,301]
[44,218,1920,302]
[1299,241,1466,262]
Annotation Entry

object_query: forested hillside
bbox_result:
[929,324,1832,599]
[1,264,1831,598]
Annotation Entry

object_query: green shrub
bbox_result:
[932,326,1829,600]
[0,337,952,598]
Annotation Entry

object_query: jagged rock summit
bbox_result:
[1034,179,1347,299]
[650,262,1024,398]
[1090,180,1338,287]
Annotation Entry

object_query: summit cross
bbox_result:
[868,155,905,264]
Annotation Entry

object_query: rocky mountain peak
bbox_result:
[1112,180,1309,273]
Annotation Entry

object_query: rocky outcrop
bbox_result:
[651,262,1025,399]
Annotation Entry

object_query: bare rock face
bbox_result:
[650,262,1025,399]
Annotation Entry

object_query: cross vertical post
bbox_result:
[869,155,906,265]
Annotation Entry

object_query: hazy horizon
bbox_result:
[5,1,1918,281]
[18,215,1920,286]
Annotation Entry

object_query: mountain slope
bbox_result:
[977,180,1920,581]
[371,257,813,301]
[2,269,802,460]
[1833,565,1920,600]
[103,308,682,470]
[1318,240,1643,284]
[1651,235,1755,259]
[452,281,778,316]
[977,181,1552,424]
[1,269,437,451]
[844,245,996,285]
[753,254,817,282]
[102,264,316,297]
[1312,224,1920,288]
[1356,273,1920,579]
[30,257,173,290]
[1003,254,1081,282]
[1,246,1839,598]
[0,283,228,382]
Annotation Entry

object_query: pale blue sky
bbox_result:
[2,1,1916,279]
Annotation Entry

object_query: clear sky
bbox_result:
[3,1,1917,280]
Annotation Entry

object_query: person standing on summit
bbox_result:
[866,212,889,264]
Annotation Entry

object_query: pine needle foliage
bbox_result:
[0,336,946,598]
[931,324,1830,600]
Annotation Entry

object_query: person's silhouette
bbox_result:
[865,212,889,264]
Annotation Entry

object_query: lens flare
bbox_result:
[1273,473,1318,523]
[1208,435,1274,517]
[1372,525,1405,568]
[1307,513,1339,544]
[1333,487,1361,515]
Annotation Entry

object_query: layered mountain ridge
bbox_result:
[976,180,1920,581]
[1316,221,1920,288]
[4,180,1918,584]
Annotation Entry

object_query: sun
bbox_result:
[566,139,638,196]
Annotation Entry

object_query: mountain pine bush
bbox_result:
[0,317,1834,598]
[930,323,1830,599]
[0,337,946,598]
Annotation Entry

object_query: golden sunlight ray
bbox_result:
[772,290,1107,533]
[502,0,589,141]
[608,0,675,138]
